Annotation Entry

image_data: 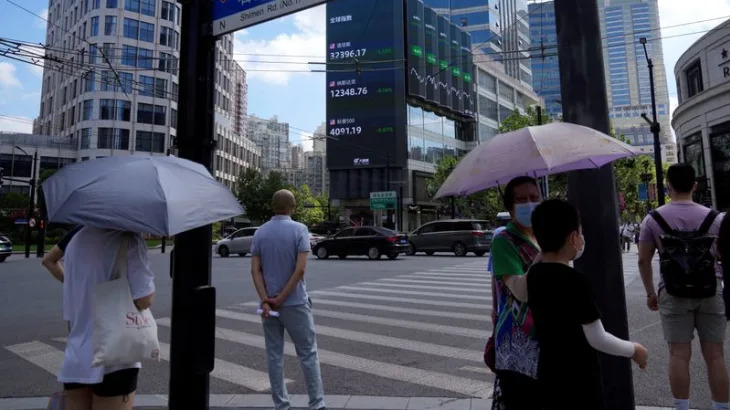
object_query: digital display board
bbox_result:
[326,0,407,170]
[406,1,475,119]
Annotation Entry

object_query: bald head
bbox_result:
[272,189,296,215]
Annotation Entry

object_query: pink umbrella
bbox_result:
[434,122,639,198]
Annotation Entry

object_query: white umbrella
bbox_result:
[434,122,639,198]
[42,156,243,236]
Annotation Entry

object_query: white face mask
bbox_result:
[573,234,585,260]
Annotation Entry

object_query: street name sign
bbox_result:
[213,0,326,37]
[370,191,397,210]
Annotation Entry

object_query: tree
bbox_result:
[235,168,267,223]
[0,192,29,216]
[291,185,326,227]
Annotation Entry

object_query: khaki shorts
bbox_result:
[658,280,727,344]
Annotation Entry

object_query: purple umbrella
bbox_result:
[434,122,639,198]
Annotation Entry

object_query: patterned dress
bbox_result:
[490,224,540,409]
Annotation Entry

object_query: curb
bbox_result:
[0,395,688,410]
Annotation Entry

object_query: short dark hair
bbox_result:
[667,163,696,194]
[503,176,539,211]
[532,199,581,253]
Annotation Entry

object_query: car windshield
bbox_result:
[373,227,398,236]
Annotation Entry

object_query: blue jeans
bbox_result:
[262,301,325,410]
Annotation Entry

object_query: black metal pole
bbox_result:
[554,1,635,408]
[536,106,548,197]
[169,0,216,408]
[24,152,37,259]
[645,51,665,206]
[162,148,171,254]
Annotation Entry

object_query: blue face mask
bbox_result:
[514,202,540,227]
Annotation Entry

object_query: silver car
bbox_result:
[215,227,258,257]
[407,220,493,257]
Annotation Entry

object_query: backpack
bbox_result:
[650,209,719,299]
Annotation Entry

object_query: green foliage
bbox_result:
[0,192,30,214]
[290,185,326,227]
[498,106,550,133]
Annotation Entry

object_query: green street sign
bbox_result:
[370,191,397,210]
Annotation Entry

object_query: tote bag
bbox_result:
[92,233,160,367]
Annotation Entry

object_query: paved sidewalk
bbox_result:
[0,394,689,409]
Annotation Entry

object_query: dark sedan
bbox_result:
[313,226,409,260]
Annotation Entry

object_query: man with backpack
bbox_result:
[638,163,728,410]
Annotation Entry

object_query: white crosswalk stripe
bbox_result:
[378,278,490,286]
[335,285,492,301]
[358,281,491,293]
[6,341,64,377]
[310,290,488,309]
[295,299,490,321]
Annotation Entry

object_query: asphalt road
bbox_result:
[0,250,727,409]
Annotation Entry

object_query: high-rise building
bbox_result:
[528,1,562,119]
[291,144,305,169]
[34,0,260,191]
[313,122,327,154]
[305,150,328,196]
[599,0,676,163]
[246,116,291,172]
[423,0,531,86]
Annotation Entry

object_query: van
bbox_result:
[406,219,493,257]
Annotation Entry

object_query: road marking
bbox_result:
[336,286,492,301]
[411,272,489,278]
[379,278,491,287]
[459,366,493,375]
[431,268,486,273]
[5,341,64,377]
[156,318,490,397]
[310,290,489,310]
[217,309,487,353]
[396,275,490,283]
[157,342,285,392]
[268,299,490,322]
[360,281,490,293]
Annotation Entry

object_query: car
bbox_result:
[406,219,493,257]
[0,234,11,262]
[215,227,258,257]
[309,232,325,250]
[312,226,409,260]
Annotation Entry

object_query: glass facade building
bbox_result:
[528,1,561,118]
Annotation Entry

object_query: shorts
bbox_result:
[659,280,727,344]
[64,368,139,397]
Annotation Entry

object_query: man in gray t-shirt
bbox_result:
[251,189,326,410]
[638,163,728,410]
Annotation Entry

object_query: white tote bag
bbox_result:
[92,233,160,367]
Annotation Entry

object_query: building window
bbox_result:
[88,44,98,64]
[172,82,179,99]
[90,16,99,36]
[115,100,131,121]
[161,1,177,23]
[158,52,178,74]
[124,0,140,12]
[160,27,179,49]
[154,78,167,98]
[686,60,703,98]
[137,102,154,123]
[138,48,154,68]
[154,105,166,125]
[100,99,115,119]
[104,16,117,36]
[118,72,133,93]
[82,99,94,120]
[139,21,155,42]
[711,127,730,210]
[171,108,177,129]
[81,128,91,149]
[123,18,139,39]
[98,128,130,150]
[136,131,165,152]
[122,45,137,67]
[141,0,156,16]
[106,0,117,7]
[139,75,155,96]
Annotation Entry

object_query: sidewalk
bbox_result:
[0,394,689,409]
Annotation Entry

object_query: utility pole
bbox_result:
[536,106,549,198]
[169,0,216,408]
[15,147,38,259]
[554,1,634,408]
[639,37,666,206]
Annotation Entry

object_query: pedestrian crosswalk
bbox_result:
[5,259,495,400]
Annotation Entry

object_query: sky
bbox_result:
[0,0,729,150]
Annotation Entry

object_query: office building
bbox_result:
[599,0,676,163]
[672,18,730,210]
[305,150,329,196]
[424,0,532,86]
[34,0,260,191]
[528,1,562,119]
[246,116,291,172]
[291,144,305,169]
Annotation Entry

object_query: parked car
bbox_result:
[406,220,493,257]
[215,227,258,257]
[312,226,409,260]
[0,234,11,262]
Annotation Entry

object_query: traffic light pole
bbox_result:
[169,0,216,408]
[640,38,666,206]
[24,151,37,259]
[554,1,635,408]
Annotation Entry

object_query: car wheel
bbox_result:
[316,247,329,259]
[453,242,467,257]
[218,246,230,258]
[388,252,399,260]
[338,254,347,259]
[474,251,486,257]
[405,242,417,256]
[238,253,247,257]
[425,251,435,256]
[0,255,7,262]
[368,247,382,260]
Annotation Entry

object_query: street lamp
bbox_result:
[639,37,666,206]
[14,146,38,259]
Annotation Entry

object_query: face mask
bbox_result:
[574,234,586,260]
[514,202,540,227]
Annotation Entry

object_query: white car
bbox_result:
[215,227,258,257]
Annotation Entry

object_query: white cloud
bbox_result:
[295,132,315,152]
[0,117,33,133]
[0,62,22,88]
[233,5,325,86]
[37,8,49,29]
